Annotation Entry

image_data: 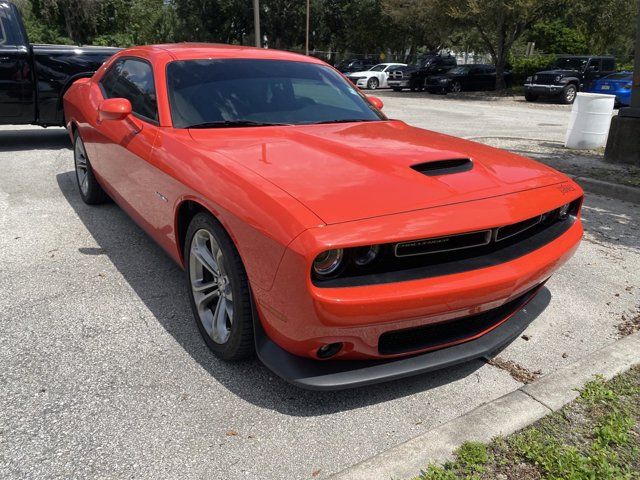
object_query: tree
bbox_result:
[383,0,455,59]
[447,0,566,89]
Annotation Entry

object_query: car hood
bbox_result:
[347,70,375,77]
[537,69,579,76]
[189,121,567,225]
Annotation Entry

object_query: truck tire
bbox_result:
[392,87,403,92]
[524,92,539,102]
[561,84,577,104]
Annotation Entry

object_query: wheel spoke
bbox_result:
[197,287,219,309]
[192,279,217,292]
[211,297,230,343]
[192,243,219,277]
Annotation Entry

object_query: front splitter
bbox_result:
[254,286,552,390]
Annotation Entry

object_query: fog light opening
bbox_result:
[317,342,343,359]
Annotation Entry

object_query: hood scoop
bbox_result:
[411,158,473,176]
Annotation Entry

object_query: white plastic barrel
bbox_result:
[564,92,616,149]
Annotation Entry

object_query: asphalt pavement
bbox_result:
[1,95,639,479]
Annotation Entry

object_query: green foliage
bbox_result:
[527,20,588,54]
[416,442,490,479]
[12,0,638,70]
[454,442,489,475]
[509,54,556,84]
[580,375,618,405]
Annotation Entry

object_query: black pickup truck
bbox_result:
[0,1,119,127]
[524,55,617,104]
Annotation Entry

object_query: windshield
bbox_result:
[448,66,469,75]
[551,57,588,71]
[167,59,384,128]
[369,64,386,72]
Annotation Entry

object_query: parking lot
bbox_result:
[1,95,639,479]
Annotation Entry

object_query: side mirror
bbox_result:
[98,98,132,122]
[368,95,384,110]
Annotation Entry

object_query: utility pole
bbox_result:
[305,0,310,56]
[253,0,261,48]
[604,0,640,165]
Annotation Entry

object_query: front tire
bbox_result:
[392,87,403,92]
[524,92,539,102]
[73,130,109,205]
[561,84,577,104]
[185,212,254,361]
[450,81,462,93]
[367,77,379,90]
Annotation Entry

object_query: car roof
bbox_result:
[129,43,326,65]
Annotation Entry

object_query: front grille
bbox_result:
[378,285,540,355]
[395,230,491,257]
[390,71,404,79]
[313,198,582,288]
[534,74,557,85]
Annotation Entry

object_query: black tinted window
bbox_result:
[0,7,9,45]
[166,59,383,128]
[100,58,158,122]
[602,58,615,71]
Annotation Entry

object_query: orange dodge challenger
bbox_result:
[63,44,583,390]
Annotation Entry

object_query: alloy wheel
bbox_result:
[451,81,462,93]
[189,229,234,344]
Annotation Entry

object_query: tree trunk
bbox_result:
[495,55,507,90]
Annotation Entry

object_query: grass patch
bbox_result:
[415,366,640,480]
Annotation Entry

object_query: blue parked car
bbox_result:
[589,72,633,107]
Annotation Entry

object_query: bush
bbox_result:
[509,55,557,85]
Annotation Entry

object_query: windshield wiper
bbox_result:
[186,120,291,129]
[307,119,376,125]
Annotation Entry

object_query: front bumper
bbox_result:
[524,84,565,95]
[388,80,410,88]
[255,285,551,390]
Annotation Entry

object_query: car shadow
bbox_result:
[56,169,546,416]
[0,128,71,152]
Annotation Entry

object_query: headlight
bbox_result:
[313,249,345,277]
[439,78,449,83]
[353,245,380,267]
[526,76,532,83]
[555,75,567,83]
[533,75,538,81]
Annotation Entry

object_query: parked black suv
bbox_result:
[524,55,616,104]
[334,58,377,74]
[387,54,457,91]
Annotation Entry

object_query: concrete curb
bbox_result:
[572,176,640,205]
[330,331,640,480]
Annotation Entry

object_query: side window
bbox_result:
[0,8,9,45]
[100,58,158,123]
[602,58,615,71]
[587,59,600,72]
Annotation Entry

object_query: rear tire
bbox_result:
[73,130,109,205]
[184,212,254,361]
[524,92,539,102]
